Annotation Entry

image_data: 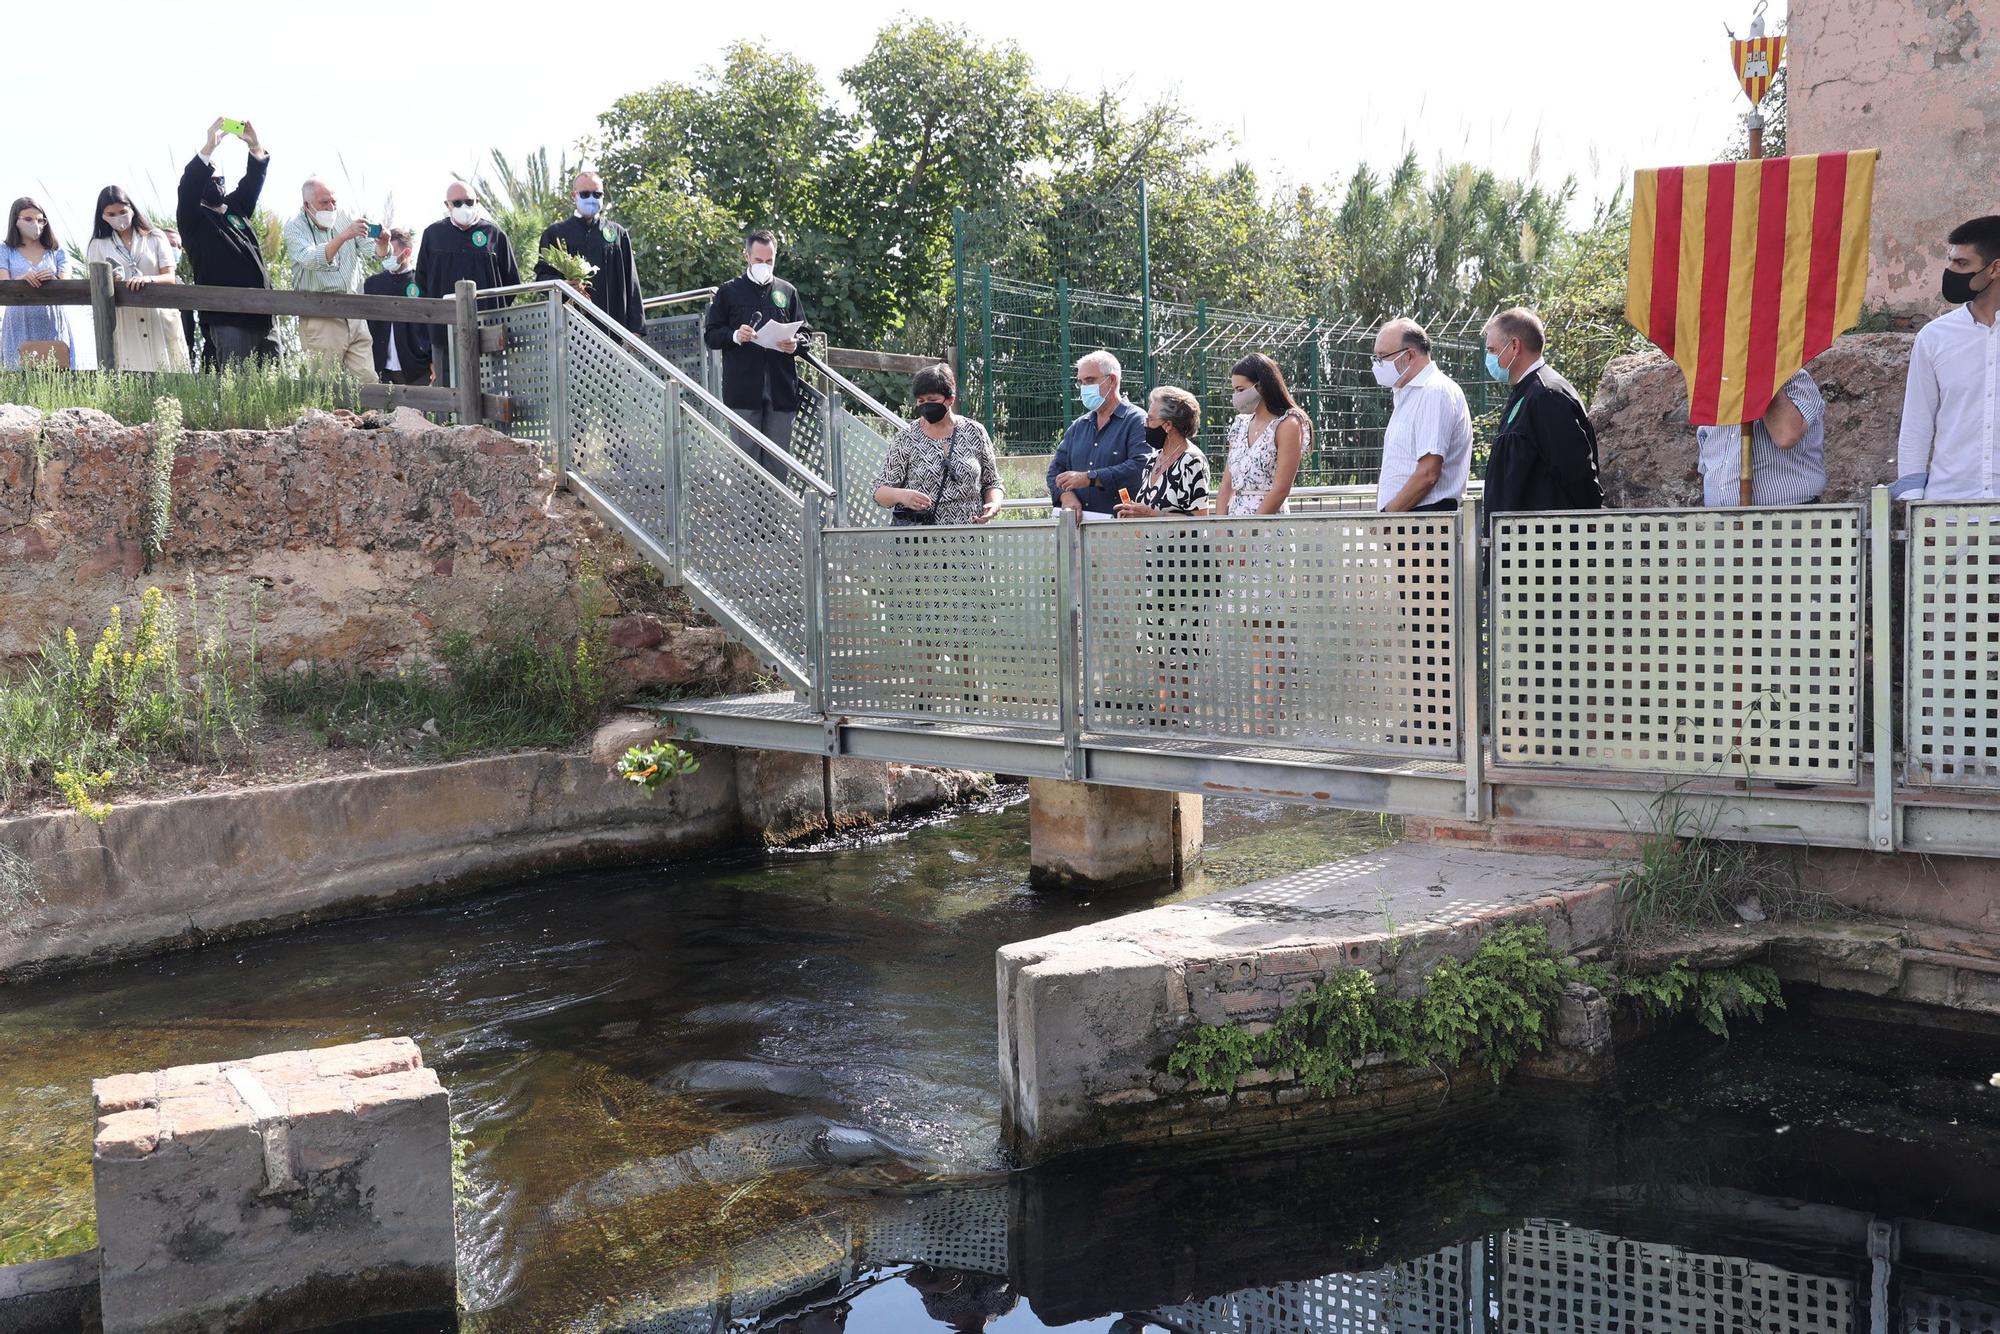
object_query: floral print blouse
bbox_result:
[874,416,1001,525]
[1130,443,1211,515]
[1224,411,1310,515]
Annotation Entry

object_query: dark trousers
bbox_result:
[203,323,278,371]
[729,404,797,481]
[380,365,433,386]
[1412,497,1460,513]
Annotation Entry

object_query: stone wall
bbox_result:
[1789,0,1996,317]
[0,403,757,695]
[1589,334,1913,508]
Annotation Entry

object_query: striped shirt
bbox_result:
[1695,370,1827,506]
[282,208,380,294]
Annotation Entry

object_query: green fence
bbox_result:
[956,269,1498,486]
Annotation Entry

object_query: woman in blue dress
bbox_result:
[3,197,77,368]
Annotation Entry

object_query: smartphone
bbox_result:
[365,223,383,239]
[220,117,247,136]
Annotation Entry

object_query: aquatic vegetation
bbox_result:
[1168,927,1787,1096]
[1616,958,1787,1038]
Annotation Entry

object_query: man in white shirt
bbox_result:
[1696,370,1827,505]
[1371,318,1473,513]
[283,176,388,381]
[1896,214,2000,500]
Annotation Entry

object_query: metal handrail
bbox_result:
[538,282,835,498]
[643,287,719,310]
[993,483,1486,512]
[799,350,906,436]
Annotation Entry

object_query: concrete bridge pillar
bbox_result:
[1028,778,1201,890]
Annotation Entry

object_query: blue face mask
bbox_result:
[1079,382,1104,412]
[1484,348,1512,385]
[577,196,603,217]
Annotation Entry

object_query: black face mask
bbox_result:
[1943,264,1992,305]
[1144,424,1168,448]
[201,176,228,210]
[915,401,949,424]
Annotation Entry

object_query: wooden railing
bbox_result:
[0,260,509,422]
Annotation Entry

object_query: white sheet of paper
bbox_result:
[751,319,804,350]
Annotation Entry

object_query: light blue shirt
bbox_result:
[1696,370,1827,506]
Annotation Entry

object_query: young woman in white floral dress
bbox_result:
[1212,353,1310,732]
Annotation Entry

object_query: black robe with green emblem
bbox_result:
[534,214,645,334]
[414,216,520,311]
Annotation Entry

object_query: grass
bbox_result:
[0,362,357,431]
[260,627,608,760]
[1616,785,1829,937]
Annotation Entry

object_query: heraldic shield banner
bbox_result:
[1732,36,1785,106]
[1625,150,1878,428]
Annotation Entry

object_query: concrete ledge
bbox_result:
[0,735,990,983]
[998,841,1624,1160]
[0,1250,100,1333]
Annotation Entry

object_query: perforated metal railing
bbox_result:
[1497,1219,1857,1334]
[562,308,669,538]
[821,522,1063,726]
[480,284,830,687]
[1491,505,1865,784]
[1906,502,2000,789]
[1082,513,1462,758]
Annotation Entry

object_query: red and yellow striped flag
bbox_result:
[1626,151,1878,427]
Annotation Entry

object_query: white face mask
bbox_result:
[450,202,478,226]
[747,261,774,285]
[1371,352,1405,388]
[383,251,408,271]
[104,212,133,232]
[1231,386,1262,414]
[312,208,338,229]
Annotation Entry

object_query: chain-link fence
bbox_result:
[958,269,1499,486]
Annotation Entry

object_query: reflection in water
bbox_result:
[2,791,1999,1331]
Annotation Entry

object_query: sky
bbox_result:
[15,0,1784,252]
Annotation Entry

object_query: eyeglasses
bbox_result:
[447,198,478,207]
[1370,349,1407,365]
[576,191,603,199]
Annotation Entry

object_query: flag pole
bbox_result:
[1739,5,1770,506]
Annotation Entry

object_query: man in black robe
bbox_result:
[533,171,645,336]
[702,229,810,479]
[1479,305,1603,529]
[361,227,432,385]
[416,182,520,385]
[175,117,275,369]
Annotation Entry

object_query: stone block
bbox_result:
[91,1037,455,1334]
[1028,778,1201,890]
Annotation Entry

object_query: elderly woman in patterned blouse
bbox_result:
[872,362,1003,525]
[1114,386,1210,517]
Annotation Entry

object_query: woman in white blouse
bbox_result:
[83,187,190,372]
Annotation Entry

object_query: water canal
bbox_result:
[2,791,1997,1331]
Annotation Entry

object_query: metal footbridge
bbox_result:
[472,282,2000,858]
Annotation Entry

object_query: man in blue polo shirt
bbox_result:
[1047,349,1151,515]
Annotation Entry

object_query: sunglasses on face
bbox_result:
[576,190,603,199]
[447,198,478,207]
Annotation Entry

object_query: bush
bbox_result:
[0,580,259,821]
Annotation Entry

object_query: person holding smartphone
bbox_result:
[284,174,389,380]
[176,116,275,369]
